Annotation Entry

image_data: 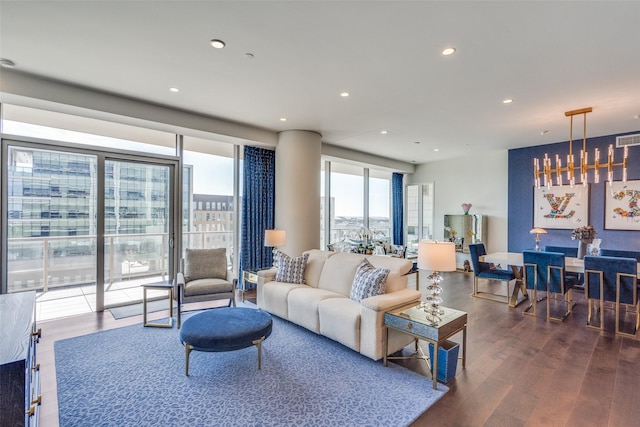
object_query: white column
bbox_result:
[275,130,322,256]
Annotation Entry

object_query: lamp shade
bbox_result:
[417,241,456,272]
[264,229,286,247]
[529,227,547,234]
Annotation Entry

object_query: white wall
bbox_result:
[408,150,509,253]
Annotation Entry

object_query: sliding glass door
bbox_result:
[103,159,174,307]
[3,139,177,314]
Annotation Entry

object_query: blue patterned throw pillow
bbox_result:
[350,258,390,302]
[275,252,309,284]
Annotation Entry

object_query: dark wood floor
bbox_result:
[36,272,640,427]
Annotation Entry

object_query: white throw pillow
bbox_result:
[350,258,390,302]
[275,252,309,284]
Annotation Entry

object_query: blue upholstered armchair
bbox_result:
[584,255,638,336]
[522,250,577,321]
[468,243,516,304]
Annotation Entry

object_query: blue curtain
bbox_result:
[392,173,404,246]
[239,146,276,287]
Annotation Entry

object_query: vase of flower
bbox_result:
[571,225,597,260]
[461,203,472,215]
[577,239,593,260]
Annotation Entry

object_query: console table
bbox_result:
[384,303,467,390]
[0,291,41,426]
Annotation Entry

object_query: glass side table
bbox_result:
[384,302,467,389]
[241,270,259,302]
[141,281,174,328]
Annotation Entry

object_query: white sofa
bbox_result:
[257,249,422,361]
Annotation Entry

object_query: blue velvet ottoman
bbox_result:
[179,307,273,376]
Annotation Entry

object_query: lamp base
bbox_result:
[421,271,444,325]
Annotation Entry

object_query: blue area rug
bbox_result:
[55,309,447,426]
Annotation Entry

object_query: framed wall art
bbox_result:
[605,180,640,230]
[533,184,589,229]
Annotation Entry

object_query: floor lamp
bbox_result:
[418,241,457,325]
[264,229,286,267]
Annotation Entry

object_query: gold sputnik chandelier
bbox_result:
[534,107,628,188]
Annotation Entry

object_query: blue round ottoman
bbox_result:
[179,307,272,376]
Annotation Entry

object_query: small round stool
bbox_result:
[179,307,273,376]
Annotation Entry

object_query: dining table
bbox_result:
[479,252,585,308]
[480,251,640,307]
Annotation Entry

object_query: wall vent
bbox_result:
[616,134,640,147]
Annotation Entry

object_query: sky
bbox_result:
[5,120,390,218]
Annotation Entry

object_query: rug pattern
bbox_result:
[55,310,447,426]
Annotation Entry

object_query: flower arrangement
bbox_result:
[571,225,597,241]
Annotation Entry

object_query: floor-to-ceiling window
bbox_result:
[329,162,364,245]
[182,136,237,269]
[1,105,180,319]
[405,182,434,257]
[368,170,391,240]
[322,161,392,251]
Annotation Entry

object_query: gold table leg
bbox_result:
[252,336,266,369]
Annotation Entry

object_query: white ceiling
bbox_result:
[1,1,639,165]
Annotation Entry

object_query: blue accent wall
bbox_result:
[508,130,640,253]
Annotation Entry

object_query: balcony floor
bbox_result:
[35,276,170,321]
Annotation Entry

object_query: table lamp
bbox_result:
[264,229,286,267]
[529,227,547,251]
[418,241,456,325]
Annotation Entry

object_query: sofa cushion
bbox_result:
[318,252,366,295]
[275,252,309,284]
[350,258,390,302]
[367,256,413,293]
[184,248,227,282]
[302,249,335,288]
[262,282,307,320]
[318,298,361,352]
[288,287,345,333]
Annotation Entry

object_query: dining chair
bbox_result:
[544,245,582,285]
[599,249,640,262]
[468,243,516,304]
[543,246,578,257]
[584,255,638,336]
[522,250,577,321]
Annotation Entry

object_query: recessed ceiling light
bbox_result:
[634,114,640,119]
[434,148,440,152]
[0,58,16,68]
[381,130,388,134]
[244,53,254,59]
[340,92,350,98]
[210,39,226,49]
[540,130,549,135]
[280,117,287,122]
[503,99,513,104]
[442,47,456,56]
[169,87,179,93]
[414,141,420,144]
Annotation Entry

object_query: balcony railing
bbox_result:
[7,231,233,293]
